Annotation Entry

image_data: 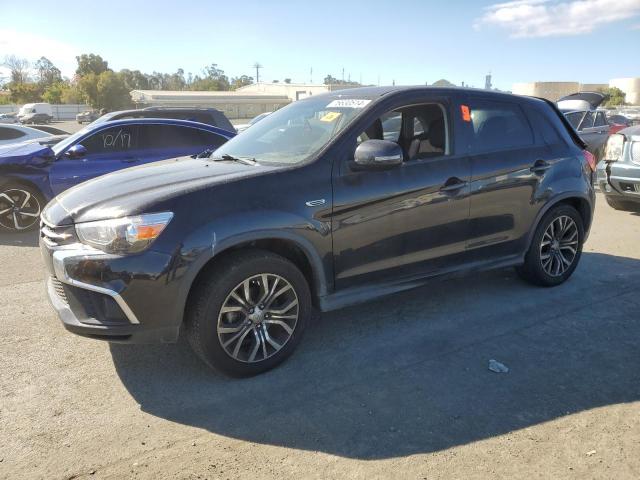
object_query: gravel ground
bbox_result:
[1,193,639,480]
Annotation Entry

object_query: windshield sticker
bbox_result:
[320,111,342,122]
[326,99,371,109]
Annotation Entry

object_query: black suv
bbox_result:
[92,107,235,133]
[40,87,595,376]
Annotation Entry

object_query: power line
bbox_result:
[253,62,263,83]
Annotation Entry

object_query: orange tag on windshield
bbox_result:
[461,105,471,122]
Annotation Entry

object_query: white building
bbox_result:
[236,82,356,101]
[130,89,291,119]
[609,78,640,105]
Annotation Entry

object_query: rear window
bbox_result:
[565,112,584,129]
[0,127,26,141]
[468,100,534,152]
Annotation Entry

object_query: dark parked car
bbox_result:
[92,107,235,133]
[40,86,595,376]
[20,112,53,124]
[0,118,234,232]
[76,110,100,124]
[558,92,610,161]
[597,125,640,211]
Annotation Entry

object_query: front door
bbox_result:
[331,96,471,289]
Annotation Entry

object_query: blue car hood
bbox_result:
[0,142,54,165]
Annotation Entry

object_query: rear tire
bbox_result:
[0,183,45,233]
[605,196,639,212]
[516,204,584,287]
[185,249,311,376]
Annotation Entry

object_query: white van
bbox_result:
[17,103,54,123]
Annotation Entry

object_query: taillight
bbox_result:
[609,124,625,135]
[583,150,596,172]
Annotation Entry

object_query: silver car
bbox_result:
[597,125,640,211]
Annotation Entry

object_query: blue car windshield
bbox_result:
[51,125,93,156]
[214,96,371,165]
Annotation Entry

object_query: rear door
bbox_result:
[464,96,547,261]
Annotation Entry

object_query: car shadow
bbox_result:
[110,252,640,460]
[0,230,39,247]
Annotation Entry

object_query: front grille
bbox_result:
[40,223,76,247]
[50,277,69,306]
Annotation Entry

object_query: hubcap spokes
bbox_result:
[539,215,578,277]
[217,273,299,363]
[0,189,41,231]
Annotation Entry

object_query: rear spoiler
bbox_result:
[534,97,587,150]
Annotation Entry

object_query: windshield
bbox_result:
[51,125,92,155]
[214,96,371,165]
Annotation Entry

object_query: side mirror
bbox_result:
[65,144,87,159]
[354,139,403,170]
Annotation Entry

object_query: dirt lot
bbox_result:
[1,193,639,480]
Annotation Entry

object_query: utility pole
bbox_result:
[310,67,313,84]
[253,62,263,84]
[342,67,344,82]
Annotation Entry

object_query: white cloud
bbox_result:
[0,29,80,80]
[475,0,640,38]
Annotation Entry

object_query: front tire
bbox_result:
[0,184,45,233]
[185,249,311,376]
[516,204,584,287]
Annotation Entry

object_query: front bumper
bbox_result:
[597,161,640,204]
[41,237,182,343]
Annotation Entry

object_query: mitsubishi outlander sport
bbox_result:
[40,87,596,376]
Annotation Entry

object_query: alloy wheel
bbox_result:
[539,215,579,277]
[217,273,299,363]
[0,189,41,231]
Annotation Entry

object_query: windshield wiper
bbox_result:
[210,154,258,166]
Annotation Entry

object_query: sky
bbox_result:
[1,0,639,91]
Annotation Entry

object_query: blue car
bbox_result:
[0,118,235,232]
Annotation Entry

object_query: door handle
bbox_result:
[121,157,137,163]
[439,177,468,193]
[530,160,551,175]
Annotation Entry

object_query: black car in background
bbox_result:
[93,107,235,133]
[558,92,610,161]
[41,87,595,376]
[20,112,54,124]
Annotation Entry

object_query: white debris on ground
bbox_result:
[488,359,509,373]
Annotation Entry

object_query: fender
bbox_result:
[170,209,332,325]
[524,190,594,253]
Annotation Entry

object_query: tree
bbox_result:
[35,57,62,87]
[431,79,455,87]
[324,74,360,86]
[3,55,30,84]
[230,75,253,90]
[96,71,131,110]
[42,81,68,104]
[60,85,83,104]
[119,69,150,91]
[77,72,100,106]
[598,87,626,107]
[75,54,109,76]
[7,82,41,103]
[284,78,291,84]
[190,63,230,91]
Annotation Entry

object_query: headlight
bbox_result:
[603,134,624,162]
[76,212,173,254]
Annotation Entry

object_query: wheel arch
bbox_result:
[181,232,330,320]
[525,193,593,252]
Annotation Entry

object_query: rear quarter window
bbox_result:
[468,100,534,152]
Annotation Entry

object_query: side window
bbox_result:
[357,104,448,160]
[137,125,226,150]
[594,112,607,127]
[81,126,139,155]
[565,112,584,129]
[526,107,563,146]
[0,127,26,141]
[468,100,533,152]
[579,111,594,130]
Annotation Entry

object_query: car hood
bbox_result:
[557,91,606,111]
[0,142,54,165]
[43,156,281,225]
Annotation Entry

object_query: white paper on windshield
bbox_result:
[326,99,371,109]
